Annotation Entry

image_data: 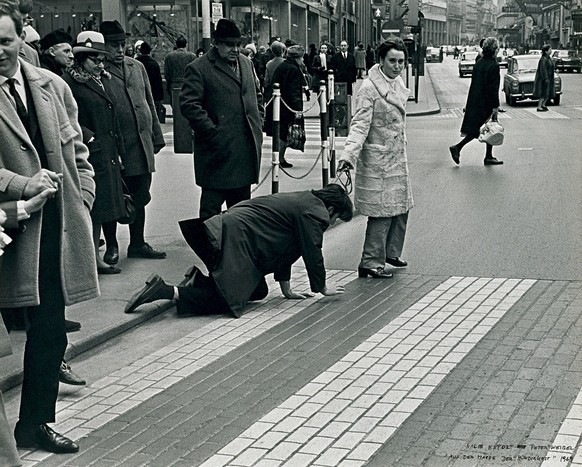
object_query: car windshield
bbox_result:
[514,57,539,72]
[462,52,479,61]
[561,50,576,57]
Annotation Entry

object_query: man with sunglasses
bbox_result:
[180,19,263,219]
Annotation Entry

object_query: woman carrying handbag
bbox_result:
[272,45,307,168]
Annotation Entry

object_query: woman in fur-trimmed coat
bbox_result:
[338,40,413,279]
[63,47,126,273]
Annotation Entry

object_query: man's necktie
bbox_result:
[6,78,30,131]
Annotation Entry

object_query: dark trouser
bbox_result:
[3,200,66,427]
[456,135,493,158]
[176,275,268,317]
[176,271,229,316]
[199,186,251,220]
[360,213,409,270]
[103,173,152,249]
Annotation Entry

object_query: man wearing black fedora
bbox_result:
[39,29,73,76]
[180,19,263,219]
[99,20,167,265]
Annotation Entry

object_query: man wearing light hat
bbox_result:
[180,18,263,219]
[39,29,73,76]
[99,20,166,264]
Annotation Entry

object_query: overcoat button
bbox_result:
[20,144,27,150]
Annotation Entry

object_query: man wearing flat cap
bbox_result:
[39,29,73,76]
[99,20,167,265]
[180,18,263,219]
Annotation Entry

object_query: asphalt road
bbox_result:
[323,56,582,281]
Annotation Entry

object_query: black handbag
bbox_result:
[287,117,306,152]
[118,179,137,225]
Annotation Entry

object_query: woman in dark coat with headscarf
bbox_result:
[63,32,126,274]
[272,45,306,168]
[449,37,503,166]
[533,44,555,111]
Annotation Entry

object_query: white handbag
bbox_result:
[479,120,505,146]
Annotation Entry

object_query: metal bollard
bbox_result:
[319,81,329,187]
[272,84,281,194]
[327,70,336,179]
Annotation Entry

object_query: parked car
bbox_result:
[458,51,479,77]
[426,47,440,63]
[551,49,582,72]
[528,49,542,56]
[445,45,456,56]
[496,48,509,68]
[503,55,562,106]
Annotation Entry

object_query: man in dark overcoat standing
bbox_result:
[179,19,263,219]
[100,20,167,265]
[330,40,357,95]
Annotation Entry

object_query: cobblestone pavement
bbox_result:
[15,269,582,467]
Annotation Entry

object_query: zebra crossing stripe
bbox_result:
[203,277,536,466]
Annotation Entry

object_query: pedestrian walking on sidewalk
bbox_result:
[125,185,353,318]
[337,39,413,279]
[180,19,263,219]
[355,42,366,79]
[0,7,99,454]
[533,44,555,112]
[310,43,330,93]
[449,37,503,166]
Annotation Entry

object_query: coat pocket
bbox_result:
[59,123,78,145]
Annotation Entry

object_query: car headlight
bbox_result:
[511,81,519,89]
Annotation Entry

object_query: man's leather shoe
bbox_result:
[125,273,167,313]
[280,159,293,168]
[484,157,503,165]
[103,246,119,265]
[65,319,81,333]
[127,243,167,259]
[59,361,86,386]
[386,257,408,268]
[449,145,461,164]
[358,267,393,279]
[15,423,79,453]
[97,265,121,275]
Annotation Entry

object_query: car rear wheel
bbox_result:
[459,72,463,77]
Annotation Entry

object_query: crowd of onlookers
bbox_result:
[0,0,389,460]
